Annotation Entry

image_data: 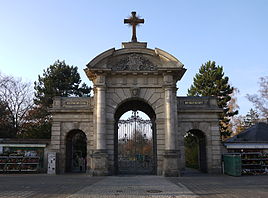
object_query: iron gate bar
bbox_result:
[117,111,155,174]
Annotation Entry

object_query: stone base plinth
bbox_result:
[121,42,147,48]
[88,150,109,176]
[163,150,180,177]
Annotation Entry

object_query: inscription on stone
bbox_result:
[65,101,88,105]
[184,101,204,105]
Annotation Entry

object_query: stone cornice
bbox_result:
[85,67,186,77]
[177,109,223,113]
[50,109,93,113]
[85,46,185,72]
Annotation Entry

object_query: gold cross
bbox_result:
[124,11,144,42]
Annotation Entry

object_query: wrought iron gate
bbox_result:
[117,111,155,174]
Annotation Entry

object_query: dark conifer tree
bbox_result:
[34,60,91,107]
[188,61,238,138]
[0,101,16,138]
[243,108,259,128]
[22,60,91,139]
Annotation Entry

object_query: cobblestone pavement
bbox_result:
[168,173,268,198]
[67,175,197,198]
[0,173,268,198]
[0,174,103,198]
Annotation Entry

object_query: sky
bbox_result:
[0,0,268,116]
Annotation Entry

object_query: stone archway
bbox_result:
[65,130,87,173]
[184,129,207,173]
[50,34,223,175]
[114,100,157,175]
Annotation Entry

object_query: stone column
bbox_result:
[163,74,179,176]
[96,86,106,150]
[164,87,176,150]
[89,75,108,176]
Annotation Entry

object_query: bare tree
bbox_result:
[0,72,33,136]
[227,87,241,135]
[247,76,268,118]
[0,72,12,87]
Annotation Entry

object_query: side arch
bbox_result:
[65,129,87,173]
[184,129,207,172]
[178,120,222,174]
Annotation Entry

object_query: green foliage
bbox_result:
[188,61,238,138]
[22,60,92,139]
[19,106,51,139]
[244,108,259,128]
[184,133,199,169]
[230,109,260,136]
[20,120,51,139]
[34,60,91,107]
[0,101,16,138]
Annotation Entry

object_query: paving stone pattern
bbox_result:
[0,174,103,198]
[169,174,268,198]
[0,174,268,198]
[67,176,198,198]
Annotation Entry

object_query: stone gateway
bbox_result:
[50,12,222,176]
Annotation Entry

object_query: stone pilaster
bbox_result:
[50,121,61,152]
[50,121,61,174]
[90,75,109,175]
[163,74,179,176]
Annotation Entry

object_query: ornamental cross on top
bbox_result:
[124,11,144,42]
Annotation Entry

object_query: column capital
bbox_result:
[94,75,106,86]
[95,86,106,90]
[163,86,175,90]
[163,73,176,87]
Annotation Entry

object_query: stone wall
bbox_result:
[177,97,223,173]
[50,97,94,173]
[50,95,223,175]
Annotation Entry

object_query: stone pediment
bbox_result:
[85,44,184,72]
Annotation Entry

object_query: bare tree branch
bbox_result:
[246,76,268,118]
[0,72,33,135]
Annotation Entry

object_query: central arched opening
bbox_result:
[114,100,157,175]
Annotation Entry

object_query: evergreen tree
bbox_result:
[0,101,16,138]
[243,108,259,128]
[34,60,91,107]
[22,60,91,139]
[188,61,238,138]
[230,109,260,136]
